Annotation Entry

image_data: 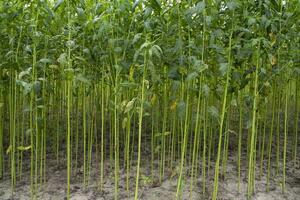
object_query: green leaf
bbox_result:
[248,17,256,26]
[186,72,198,82]
[203,84,210,97]
[186,2,205,17]
[144,7,153,19]
[177,101,186,119]
[133,50,141,62]
[39,58,52,64]
[57,53,67,65]
[16,80,32,95]
[227,1,238,10]
[75,74,90,84]
[122,117,128,129]
[155,132,171,137]
[251,38,260,47]
[64,68,75,80]
[53,0,64,11]
[151,45,163,60]
[77,7,85,17]
[140,41,151,51]
[132,33,142,44]
[37,105,45,109]
[132,0,142,11]
[245,119,252,129]
[149,0,161,12]
[124,99,136,113]
[6,145,12,154]
[219,63,228,76]
[18,68,31,79]
[25,45,32,53]
[83,48,90,54]
[17,146,31,151]
[66,40,76,49]
[49,65,59,70]
[208,106,219,119]
[33,81,41,94]
[114,47,122,53]
[231,98,237,107]
[120,81,138,88]
[148,60,160,82]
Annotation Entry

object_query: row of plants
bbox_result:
[0,0,299,199]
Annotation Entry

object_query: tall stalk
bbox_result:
[247,45,260,198]
[212,10,234,200]
[100,72,105,191]
[237,90,243,192]
[176,82,190,199]
[134,54,147,200]
[282,81,289,192]
[160,66,167,182]
[189,77,202,197]
[266,85,276,191]
[9,70,16,192]
[114,71,119,200]
[259,106,267,178]
[66,0,72,198]
[293,80,299,166]
[0,87,3,179]
[30,6,39,197]
[202,97,207,195]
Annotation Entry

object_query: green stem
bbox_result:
[134,62,147,200]
[212,13,233,200]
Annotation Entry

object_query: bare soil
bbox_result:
[0,147,299,199]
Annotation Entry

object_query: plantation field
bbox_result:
[0,0,300,200]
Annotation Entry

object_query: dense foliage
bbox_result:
[0,0,299,199]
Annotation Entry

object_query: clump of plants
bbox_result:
[0,0,299,200]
